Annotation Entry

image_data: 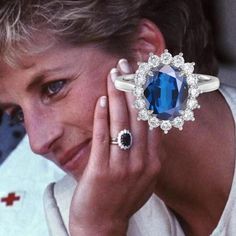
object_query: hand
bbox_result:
[69,59,162,236]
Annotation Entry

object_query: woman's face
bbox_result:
[0,43,119,179]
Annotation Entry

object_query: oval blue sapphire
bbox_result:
[144,65,188,120]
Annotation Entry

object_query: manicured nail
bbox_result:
[110,68,118,83]
[100,96,107,108]
[118,58,131,73]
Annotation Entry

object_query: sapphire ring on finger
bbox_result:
[114,50,220,134]
[111,129,133,150]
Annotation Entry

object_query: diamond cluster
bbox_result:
[133,50,201,134]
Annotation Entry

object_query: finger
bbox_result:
[117,58,136,110]
[89,96,110,168]
[108,68,130,166]
[117,59,162,171]
[117,59,148,162]
[108,68,130,137]
[117,59,148,133]
[147,128,163,162]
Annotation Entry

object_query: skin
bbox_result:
[0,44,162,235]
[0,20,235,236]
[0,44,118,179]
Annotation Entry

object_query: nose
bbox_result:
[24,108,63,155]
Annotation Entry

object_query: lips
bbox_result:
[60,139,91,172]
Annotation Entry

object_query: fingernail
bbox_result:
[100,96,107,108]
[118,58,131,73]
[110,68,118,83]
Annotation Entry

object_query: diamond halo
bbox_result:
[132,50,201,134]
[117,129,132,150]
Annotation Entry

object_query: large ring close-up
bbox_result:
[111,129,133,150]
[114,50,220,134]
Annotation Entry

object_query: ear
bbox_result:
[132,19,166,63]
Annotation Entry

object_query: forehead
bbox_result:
[0,42,99,78]
[0,42,115,105]
[0,43,94,102]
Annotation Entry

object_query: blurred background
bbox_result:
[0,111,25,165]
[202,0,236,87]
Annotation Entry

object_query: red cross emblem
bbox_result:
[1,192,21,206]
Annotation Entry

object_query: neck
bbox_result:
[155,90,235,235]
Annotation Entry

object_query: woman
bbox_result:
[0,0,235,235]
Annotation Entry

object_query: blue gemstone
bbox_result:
[144,65,188,120]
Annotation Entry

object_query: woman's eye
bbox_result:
[10,107,24,125]
[43,80,66,96]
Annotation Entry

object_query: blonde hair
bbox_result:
[0,0,147,65]
[0,0,218,74]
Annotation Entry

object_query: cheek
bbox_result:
[63,79,107,129]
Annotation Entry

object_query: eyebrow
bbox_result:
[0,64,75,108]
[26,66,67,91]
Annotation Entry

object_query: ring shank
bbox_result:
[114,79,135,92]
[111,138,118,145]
[114,73,220,93]
[197,74,220,93]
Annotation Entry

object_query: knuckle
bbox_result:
[92,168,107,181]
[110,119,129,129]
[130,160,145,177]
[112,166,129,181]
[94,131,109,144]
[148,159,161,176]
[95,109,107,120]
